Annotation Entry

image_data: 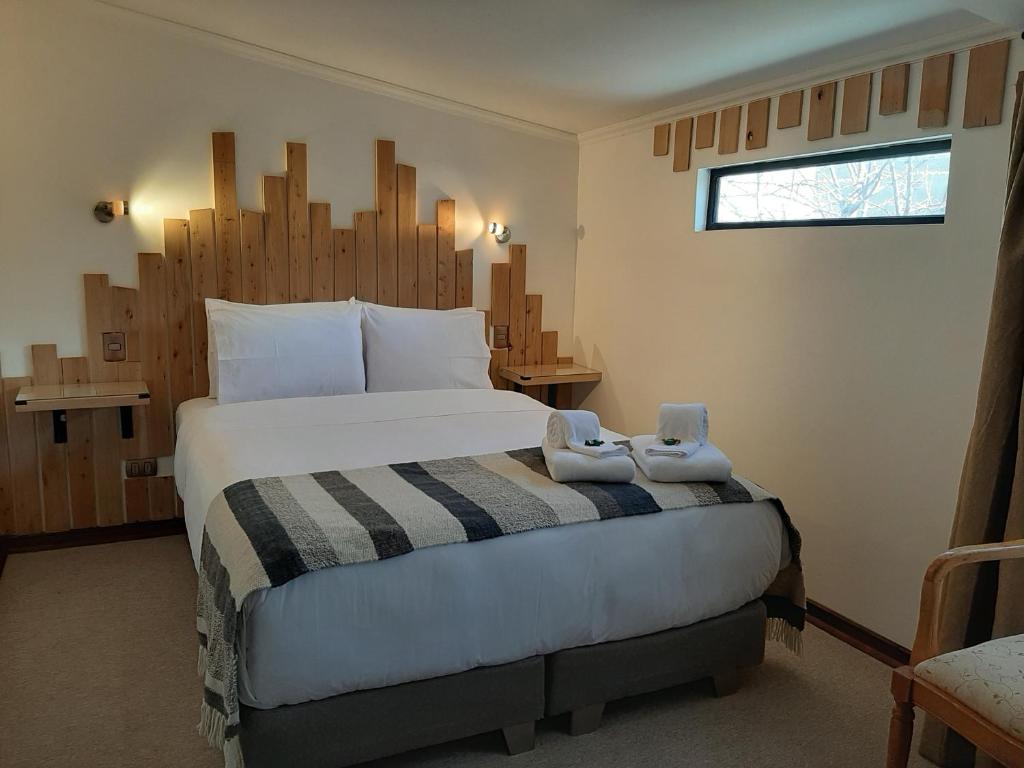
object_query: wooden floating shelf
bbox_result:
[499,363,602,388]
[15,381,150,414]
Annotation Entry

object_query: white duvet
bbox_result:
[175,389,786,709]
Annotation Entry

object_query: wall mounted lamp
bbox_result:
[94,199,129,223]
[488,221,511,244]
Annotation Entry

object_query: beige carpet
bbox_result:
[0,536,932,768]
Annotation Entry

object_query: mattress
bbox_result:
[175,389,787,710]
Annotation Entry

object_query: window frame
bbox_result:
[704,137,952,231]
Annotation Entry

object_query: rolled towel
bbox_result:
[654,403,708,458]
[631,435,732,483]
[546,410,629,459]
[542,439,636,483]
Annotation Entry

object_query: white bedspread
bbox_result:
[175,390,786,710]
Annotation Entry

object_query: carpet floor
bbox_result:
[0,535,932,767]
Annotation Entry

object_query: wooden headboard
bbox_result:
[0,133,564,536]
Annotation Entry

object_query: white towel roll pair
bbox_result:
[543,410,634,483]
[632,403,732,483]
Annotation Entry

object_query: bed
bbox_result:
[176,388,792,767]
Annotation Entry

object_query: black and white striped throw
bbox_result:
[197,446,804,768]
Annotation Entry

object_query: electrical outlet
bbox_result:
[103,331,127,362]
[125,458,159,478]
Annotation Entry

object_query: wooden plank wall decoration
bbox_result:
[745,98,770,150]
[879,64,910,115]
[672,117,693,172]
[963,39,1010,128]
[919,53,954,128]
[694,113,716,149]
[777,90,803,129]
[841,73,873,135]
[718,106,742,154]
[0,131,571,535]
[808,81,837,140]
[653,123,671,156]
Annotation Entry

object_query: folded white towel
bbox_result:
[545,410,629,459]
[542,439,636,483]
[654,403,708,458]
[631,435,732,483]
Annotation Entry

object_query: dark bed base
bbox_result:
[237,601,766,767]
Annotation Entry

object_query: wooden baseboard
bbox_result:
[807,598,910,667]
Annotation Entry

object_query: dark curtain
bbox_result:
[920,70,1024,768]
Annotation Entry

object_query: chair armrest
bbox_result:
[910,539,1024,665]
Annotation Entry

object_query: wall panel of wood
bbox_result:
[508,244,528,366]
[436,199,456,310]
[287,142,312,302]
[963,40,1010,128]
[188,209,217,397]
[672,117,693,172]
[212,132,242,302]
[334,228,356,301]
[3,376,42,534]
[718,106,741,154]
[456,249,473,308]
[60,357,96,529]
[138,253,174,458]
[240,210,267,305]
[417,224,437,309]
[310,202,334,301]
[263,176,289,303]
[397,164,418,308]
[653,123,671,156]
[745,99,770,150]
[808,82,837,140]
[525,295,543,365]
[841,73,872,135]
[880,63,910,115]
[31,345,70,532]
[375,140,399,306]
[490,262,510,329]
[355,211,378,302]
[777,90,803,128]
[164,219,194,413]
[694,112,716,149]
[919,53,954,128]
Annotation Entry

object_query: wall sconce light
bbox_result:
[94,199,129,223]
[488,221,511,245]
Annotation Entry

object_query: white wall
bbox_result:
[574,40,1023,646]
[0,0,579,377]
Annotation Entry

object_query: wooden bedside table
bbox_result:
[499,363,602,407]
[15,381,150,443]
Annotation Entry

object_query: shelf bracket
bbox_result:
[119,406,134,440]
[52,410,68,444]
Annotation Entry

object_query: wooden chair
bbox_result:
[887,539,1024,767]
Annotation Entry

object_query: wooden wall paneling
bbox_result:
[0,359,11,534]
[490,262,510,330]
[240,210,267,305]
[263,176,289,303]
[919,53,954,128]
[148,476,176,520]
[124,478,149,523]
[808,82,837,140]
[508,244,527,366]
[164,219,194,414]
[672,117,693,172]
[189,209,217,397]
[540,330,558,403]
[212,132,242,302]
[653,123,671,156]
[525,295,543,365]
[60,357,96,529]
[417,224,437,309]
[841,73,873,135]
[482,310,491,345]
[745,98,770,150]
[309,202,335,301]
[3,377,42,534]
[489,347,509,390]
[397,164,418,307]
[777,90,803,129]
[455,249,473,308]
[718,106,741,154]
[30,345,70,532]
[555,356,574,408]
[436,199,456,310]
[333,228,356,301]
[694,112,716,149]
[110,287,144,458]
[354,211,378,302]
[879,63,910,115]
[287,142,312,302]
[84,273,117,384]
[375,140,398,306]
[963,39,1010,128]
[138,253,174,458]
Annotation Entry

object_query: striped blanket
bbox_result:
[197,446,804,768]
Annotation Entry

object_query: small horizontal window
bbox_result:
[705,138,951,230]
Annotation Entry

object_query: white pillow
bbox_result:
[206,299,365,404]
[361,303,492,392]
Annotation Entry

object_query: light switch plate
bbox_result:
[103,331,126,362]
[125,458,159,478]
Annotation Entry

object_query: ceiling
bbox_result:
[104,1,1021,135]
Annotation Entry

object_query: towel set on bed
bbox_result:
[632,403,733,483]
[543,410,635,482]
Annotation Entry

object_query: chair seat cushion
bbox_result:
[915,634,1024,741]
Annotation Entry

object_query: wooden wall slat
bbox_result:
[31,345,70,532]
[880,63,910,115]
[541,331,558,365]
[808,81,837,140]
[164,219,194,416]
[110,287,144,457]
[482,310,491,346]
[3,376,42,534]
[138,253,174,457]
[310,202,335,301]
[0,359,12,534]
[355,211,378,302]
[455,249,473,308]
[417,224,438,309]
[653,123,671,156]
[525,295,543,365]
[963,39,1010,129]
[718,106,741,154]
[60,357,96,529]
[240,210,267,305]
[508,244,527,366]
[490,263,510,328]
[919,53,954,128]
[489,347,509,390]
[841,73,872,135]
[777,90,803,128]
[148,476,175,521]
[84,273,117,384]
[745,99,770,150]
[375,140,398,306]
[694,112,716,149]
[397,164,418,308]
[333,228,356,301]
[672,117,693,172]
[124,478,149,523]
[287,142,312,302]
[263,176,289,303]
[436,199,456,310]
[189,209,217,397]
[212,132,242,301]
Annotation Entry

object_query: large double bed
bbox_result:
[176,388,793,767]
